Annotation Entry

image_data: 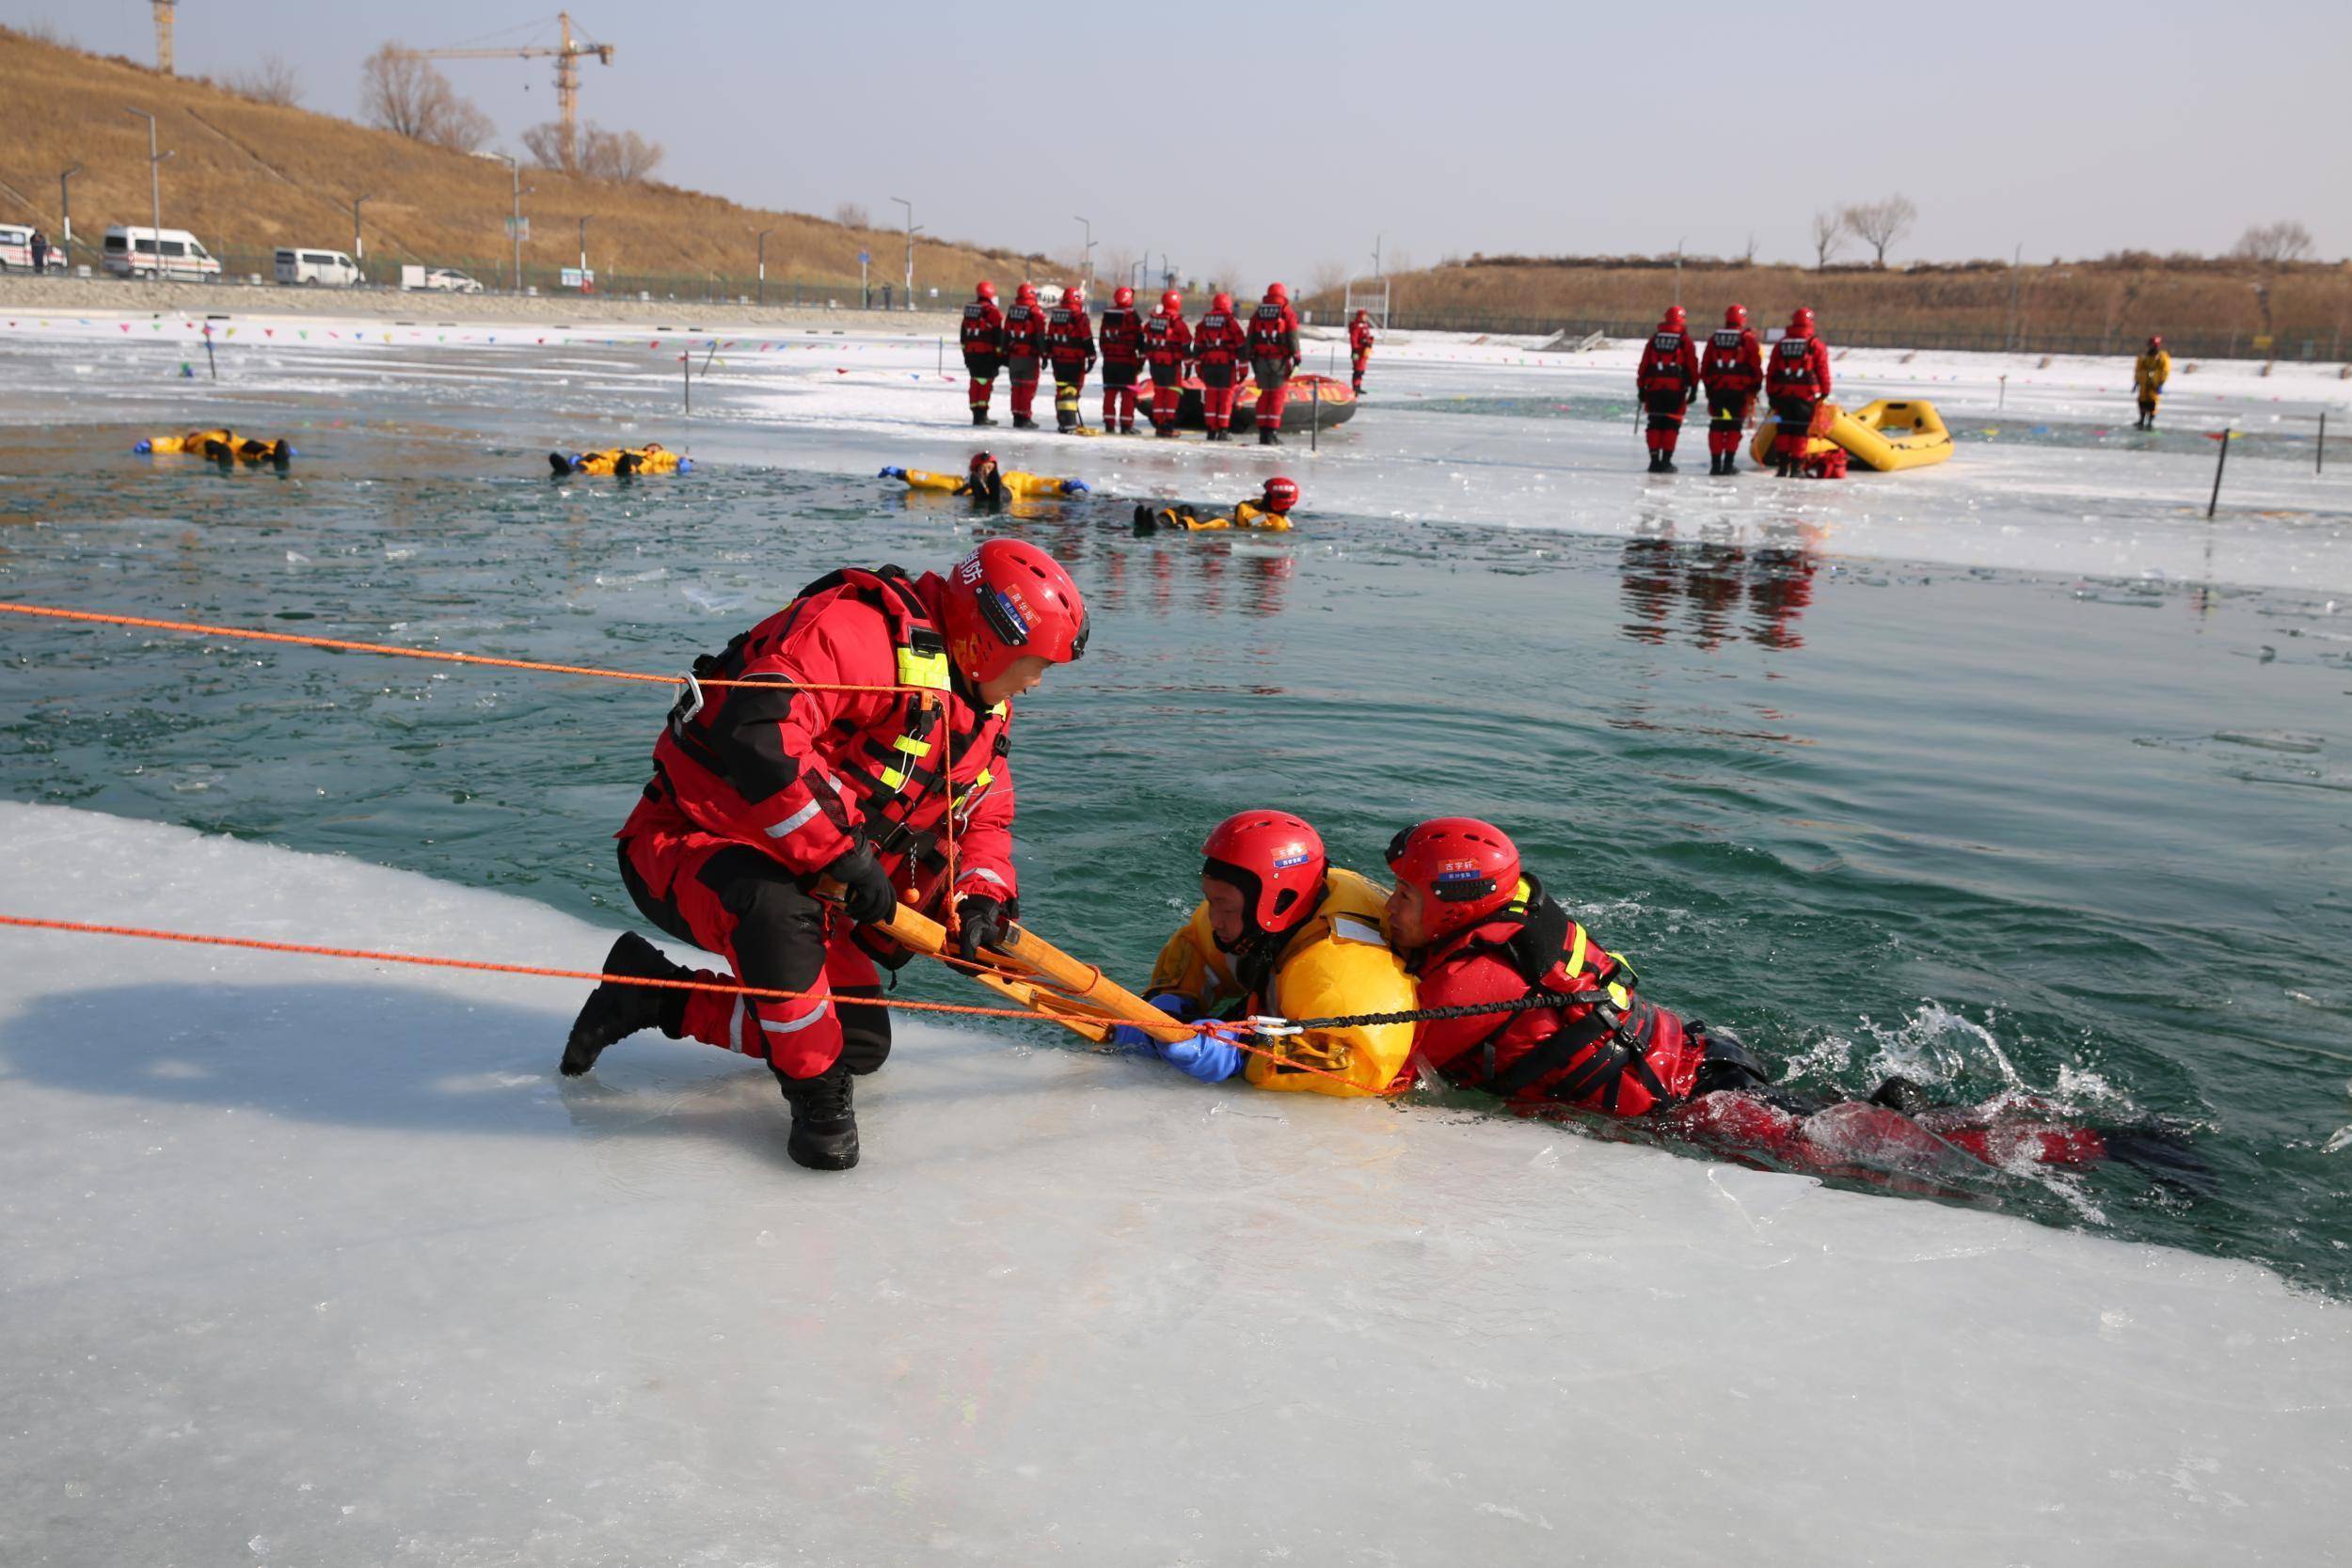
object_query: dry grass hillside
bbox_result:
[1311,255,2352,360]
[0,27,1040,296]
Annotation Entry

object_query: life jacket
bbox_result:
[1002,302,1047,356]
[1193,310,1247,364]
[1045,305,1094,365]
[1767,334,1824,398]
[1248,302,1295,358]
[961,301,1005,353]
[1637,330,1696,394]
[656,566,1009,911]
[1701,327,1760,392]
[1349,320,1375,353]
[1098,307,1146,365]
[1423,877,1701,1115]
[1143,313,1191,367]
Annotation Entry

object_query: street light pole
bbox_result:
[578,215,589,278]
[1073,214,1093,294]
[1372,233,1382,279]
[889,197,914,311]
[123,107,166,275]
[754,227,772,307]
[58,165,81,261]
[353,193,371,270]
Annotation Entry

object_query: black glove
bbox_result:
[954,895,1009,961]
[826,845,898,926]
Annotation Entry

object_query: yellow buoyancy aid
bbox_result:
[573,446,683,476]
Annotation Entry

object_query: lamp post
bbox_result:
[1073,214,1093,294]
[482,152,523,292]
[754,227,772,306]
[58,165,81,261]
[578,215,589,279]
[889,197,915,312]
[1372,233,1382,278]
[122,106,168,276]
[352,193,371,271]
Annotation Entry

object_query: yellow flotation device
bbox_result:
[895,467,1084,499]
[553,445,689,476]
[136,429,292,464]
[1135,499,1293,533]
[1751,399,1952,472]
[1247,918,1417,1098]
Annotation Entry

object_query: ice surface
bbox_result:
[2,803,2346,1565]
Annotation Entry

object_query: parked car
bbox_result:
[0,224,67,270]
[400,265,485,293]
[103,226,222,281]
[275,247,362,287]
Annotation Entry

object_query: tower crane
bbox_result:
[390,12,613,170]
[152,0,177,74]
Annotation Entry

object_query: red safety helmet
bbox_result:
[1724,303,1747,328]
[1114,285,1135,308]
[1201,810,1326,938]
[940,539,1089,689]
[977,279,997,303]
[1385,817,1522,944]
[2148,334,2164,349]
[1016,282,1038,305]
[968,451,997,476]
[1066,284,1085,309]
[1211,292,1234,314]
[1261,475,1299,515]
[1265,281,1289,305]
[1790,307,1816,333]
[1661,305,1687,331]
[1161,290,1184,313]
[1353,309,1368,322]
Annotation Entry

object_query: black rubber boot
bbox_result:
[776,1059,859,1171]
[1013,414,1038,431]
[1722,455,1739,475]
[1645,451,1664,474]
[1259,427,1281,447]
[1155,425,1175,438]
[1659,456,1678,474]
[1867,1075,1933,1117]
[972,409,995,427]
[561,932,691,1076]
[548,452,572,476]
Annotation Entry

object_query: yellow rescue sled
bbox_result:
[1752,399,1953,472]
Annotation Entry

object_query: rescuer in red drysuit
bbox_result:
[1097,286,1147,434]
[1001,283,1050,430]
[1143,291,1193,438]
[1045,285,1097,434]
[1636,305,1703,474]
[1192,292,1251,442]
[1382,817,2155,1180]
[1248,282,1303,446]
[561,540,1090,1171]
[1348,309,1375,394]
[1700,303,1765,475]
[1766,307,1835,478]
[961,280,1008,427]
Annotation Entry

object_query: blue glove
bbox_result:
[1111,994,1241,1082]
[878,466,907,480]
[1058,478,1089,495]
[1109,991,1196,1049]
[675,457,691,472]
[134,439,153,454]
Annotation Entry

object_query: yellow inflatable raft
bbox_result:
[1751,399,1952,472]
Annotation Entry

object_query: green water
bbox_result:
[3,430,2348,1291]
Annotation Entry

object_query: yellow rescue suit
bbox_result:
[1146,866,1416,1097]
[1136,499,1293,532]
[138,429,289,462]
[2134,349,2170,413]
[564,446,684,476]
[897,467,1081,499]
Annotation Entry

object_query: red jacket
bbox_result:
[1636,327,1702,398]
[1001,301,1049,358]
[1766,330,1832,399]
[1348,319,1375,356]
[960,300,1006,356]
[1700,325,1763,395]
[1192,309,1248,366]
[1248,301,1300,363]
[1045,303,1096,370]
[1143,311,1193,369]
[650,567,1016,915]
[1098,306,1146,367]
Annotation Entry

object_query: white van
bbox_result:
[276,247,362,287]
[0,224,66,271]
[103,226,222,281]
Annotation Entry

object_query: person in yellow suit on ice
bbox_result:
[1132,476,1299,533]
[2133,336,2171,431]
[881,451,1089,507]
[1111,809,1416,1097]
[135,429,293,466]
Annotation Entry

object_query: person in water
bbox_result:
[135,429,292,467]
[882,451,1089,506]
[561,539,1091,1171]
[1111,810,1415,1097]
[550,442,689,476]
[1132,476,1299,533]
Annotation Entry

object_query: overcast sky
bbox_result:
[15,0,2349,282]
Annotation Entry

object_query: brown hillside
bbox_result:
[0,27,1040,297]
[1309,256,2352,361]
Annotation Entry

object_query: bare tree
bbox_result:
[834,202,870,230]
[1810,209,1844,269]
[361,44,495,151]
[521,121,575,171]
[580,125,664,182]
[1308,259,1348,299]
[1841,194,1918,267]
[225,54,302,106]
[2233,219,2315,265]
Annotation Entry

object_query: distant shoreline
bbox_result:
[0,275,965,334]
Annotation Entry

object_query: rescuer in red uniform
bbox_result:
[1248,282,1302,447]
[1348,309,1375,394]
[1192,292,1250,442]
[1699,303,1765,475]
[1142,291,1193,438]
[561,540,1091,1172]
[1001,283,1049,430]
[1636,305,1703,474]
[1766,307,1834,478]
[960,279,1007,427]
[1045,285,1097,434]
[1097,285,1147,434]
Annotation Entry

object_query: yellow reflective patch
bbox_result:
[1565,924,1589,977]
[896,646,950,690]
[892,735,931,758]
[879,767,908,790]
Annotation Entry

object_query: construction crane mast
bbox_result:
[391,12,614,169]
[152,0,177,74]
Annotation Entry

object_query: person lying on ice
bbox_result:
[1131,476,1299,533]
[560,538,1091,1172]
[135,428,293,466]
[881,451,1089,506]
[550,442,690,477]
[1106,811,1416,1097]
[1381,816,2156,1175]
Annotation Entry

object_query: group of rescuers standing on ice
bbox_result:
[954,278,1375,442]
[563,538,1961,1173]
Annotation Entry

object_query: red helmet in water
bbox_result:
[1385,817,1522,944]
[968,451,997,476]
[1161,289,1184,313]
[1790,307,1816,333]
[1114,285,1135,308]
[939,539,1089,689]
[977,279,997,303]
[1016,282,1038,306]
[1265,281,1290,305]
[1261,475,1299,515]
[1662,305,1687,331]
[1724,303,1748,328]
[1202,810,1325,938]
[1212,292,1234,314]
